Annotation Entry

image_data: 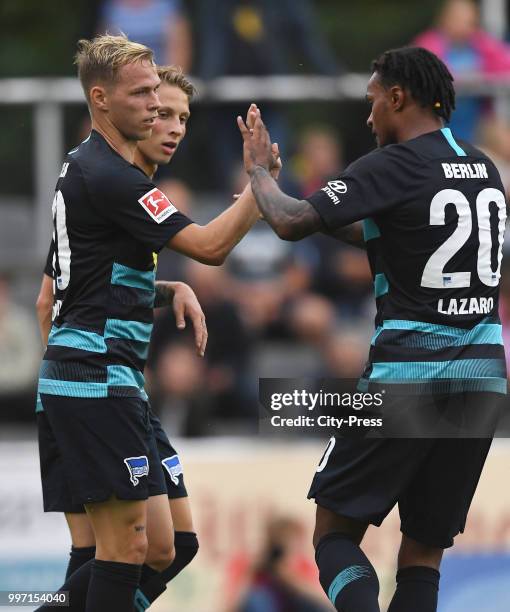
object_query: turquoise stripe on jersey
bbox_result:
[104,319,152,343]
[328,565,371,605]
[441,127,466,156]
[372,320,503,347]
[362,218,381,241]
[369,358,506,381]
[38,376,148,398]
[358,375,506,394]
[48,325,107,353]
[374,273,389,298]
[38,379,109,398]
[107,365,145,389]
[111,263,155,292]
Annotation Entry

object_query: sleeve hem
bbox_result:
[307,196,341,231]
[153,217,194,253]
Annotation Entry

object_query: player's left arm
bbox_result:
[167,182,262,265]
[36,273,53,346]
[154,281,207,356]
[238,113,325,240]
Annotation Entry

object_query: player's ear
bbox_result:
[90,85,108,112]
[390,85,405,112]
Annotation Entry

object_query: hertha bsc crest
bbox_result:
[124,456,149,486]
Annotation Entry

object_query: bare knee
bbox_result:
[125,532,149,565]
[313,504,368,549]
[145,541,176,571]
[398,535,443,570]
[101,526,149,565]
[87,499,149,565]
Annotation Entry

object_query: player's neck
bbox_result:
[91,120,138,164]
[133,149,157,179]
[396,114,443,144]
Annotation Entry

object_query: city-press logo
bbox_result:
[321,180,347,204]
[161,455,183,486]
[138,187,177,223]
[124,456,149,486]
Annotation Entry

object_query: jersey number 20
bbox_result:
[421,188,506,289]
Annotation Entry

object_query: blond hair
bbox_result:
[75,34,155,101]
[157,65,196,101]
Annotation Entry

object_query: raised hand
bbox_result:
[237,105,274,175]
[270,142,282,180]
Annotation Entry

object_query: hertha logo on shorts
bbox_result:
[161,455,183,486]
[124,456,150,486]
[138,188,177,223]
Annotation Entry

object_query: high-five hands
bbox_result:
[238,104,281,178]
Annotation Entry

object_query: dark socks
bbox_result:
[315,533,380,612]
[136,565,165,608]
[86,559,141,612]
[387,566,440,612]
[38,532,199,611]
[160,531,199,583]
[66,546,96,580]
[136,531,199,607]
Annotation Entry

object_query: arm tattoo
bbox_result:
[250,166,324,240]
[154,281,175,308]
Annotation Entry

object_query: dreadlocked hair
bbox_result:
[371,47,455,122]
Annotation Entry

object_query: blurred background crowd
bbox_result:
[2,0,510,438]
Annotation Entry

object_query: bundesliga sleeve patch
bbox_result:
[138,187,177,223]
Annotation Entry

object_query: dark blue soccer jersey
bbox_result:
[307,128,507,393]
[38,130,192,404]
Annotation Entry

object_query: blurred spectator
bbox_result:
[322,328,370,378]
[97,0,192,68]
[148,260,257,435]
[225,516,330,612]
[153,341,207,435]
[0,276,40,422]
[288,294,337,349]
[194,0,341,189]
[291,236,373,318]
[477,117,510,195]
[414,0,510,141]
[196,0,339,79]
[286,126,373,316]
[291,126,343,197]
[227,165,300,339]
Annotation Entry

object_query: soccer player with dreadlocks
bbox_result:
[238,47,507,612]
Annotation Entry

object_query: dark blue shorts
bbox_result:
[150,411,188,499]
[38,395,169,512]
[308,393,497,548]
